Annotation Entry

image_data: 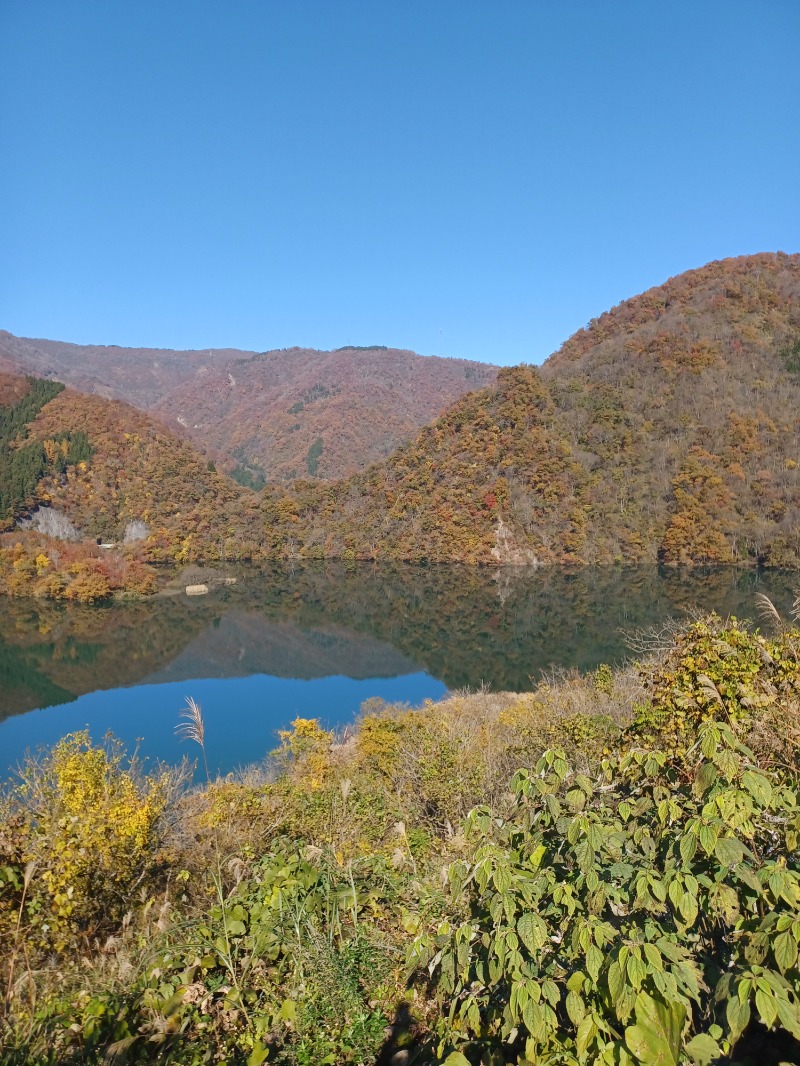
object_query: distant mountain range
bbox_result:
[2,252,799,568]
[0,332,497,481]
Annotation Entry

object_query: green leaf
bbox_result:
[775,995,800,1040]
[694,762,717,797]
[668,878,683,909]
[576,1014,596,1057]
[566,989,586,1025]
[714,837,745,867]
[726,994,750,1042]
[575,838,594,871]
[734,863,762,894]
[608,960,625,1003]
[522,998,544,1040]
[755,987,778,1029]
[247,1042,269,1066]
[684,1032,722,1065]
[586,944,603,982]
[529,843,547,869]
[774,930,798,974]
[627,954,646,989]
[643,943,663,972]
[679,891,699,927]
[542,978,560,1006]
[624,992,685,1066]
[700,727,720,758]
[649,876,667,903]
[279,998,297,1023]
[517,912,547,954]
[442,1054,472,1066]
[741,770,773,807]
[699,824,717,856]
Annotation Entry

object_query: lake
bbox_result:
[1,563,797,780]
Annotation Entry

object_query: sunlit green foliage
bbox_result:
[414,727,800,1063]
[630,616,800,762]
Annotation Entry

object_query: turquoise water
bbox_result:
[1,563,796,778]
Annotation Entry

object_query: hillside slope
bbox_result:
[152,346,497,482]
[1,378,259,557]
[0,332,497,480]
[0,331,252,409]
[4,254,799,570]
[266,253,800,567]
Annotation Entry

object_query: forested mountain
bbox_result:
[2,253,799,569]
[0,331,497,481]
[0,375,254,553]
[152,346,497,482]
[259,253,800,567]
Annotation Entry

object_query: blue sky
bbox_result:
[1,1,798,366]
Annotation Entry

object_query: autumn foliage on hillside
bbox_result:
[151,346,498,481]
[0,375,92,529]
[256,366,586,563]
[1,253,799,571]
[0,534,157,602]
[260,252,800,567]
[0,330,498,482]
[25,389,263,560]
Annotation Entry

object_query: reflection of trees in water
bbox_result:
[0,565,797,722]
[0,597,214,720]
[261,564,798,691]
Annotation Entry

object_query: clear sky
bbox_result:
[1,1,798,366]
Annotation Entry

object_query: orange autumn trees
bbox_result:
[659,448,736,565]
[2,253,800,572]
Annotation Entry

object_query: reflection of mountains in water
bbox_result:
[141,612,419,685]
[1,563,797,723]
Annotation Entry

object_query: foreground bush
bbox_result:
[1,614,799,1064]
[415,725,800,1063]
[0,732,171,952]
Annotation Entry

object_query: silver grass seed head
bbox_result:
[176,696,205,748]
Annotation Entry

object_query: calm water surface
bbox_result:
[1,563,796,778]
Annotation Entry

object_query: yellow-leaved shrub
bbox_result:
[3,731,169,950]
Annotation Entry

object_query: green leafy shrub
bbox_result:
[631,616,800,762]
[53,846,401,1065]
[411,724,800,1064]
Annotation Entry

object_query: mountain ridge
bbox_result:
[254,252,800,567]
[0,332,498,480]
